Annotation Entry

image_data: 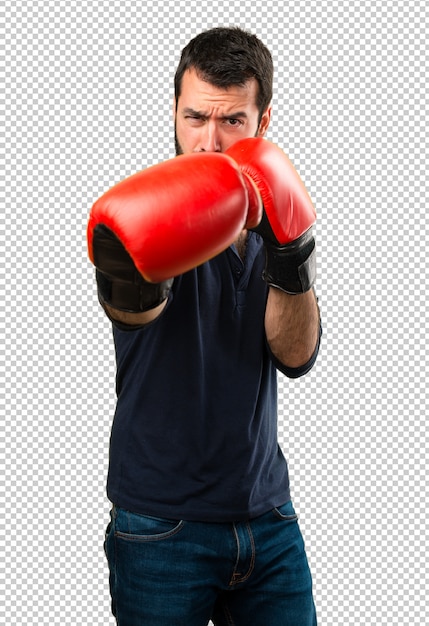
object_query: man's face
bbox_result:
[174,68,271,155]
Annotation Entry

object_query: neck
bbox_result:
[234,230,248,261]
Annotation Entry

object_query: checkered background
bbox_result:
[1,0,427,623]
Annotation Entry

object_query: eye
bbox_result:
[185,115,204,126]
[226,118,242,127]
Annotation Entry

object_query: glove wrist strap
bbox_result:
[263,229,316,294]
[96,269,172,313]
[93,224,173,314]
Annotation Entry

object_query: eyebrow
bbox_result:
[182,107,249,120]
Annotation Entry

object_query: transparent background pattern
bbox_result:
[1,0,427,624]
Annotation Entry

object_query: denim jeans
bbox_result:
[104,501,317,625]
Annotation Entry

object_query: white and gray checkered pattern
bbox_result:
[2,0,426,624]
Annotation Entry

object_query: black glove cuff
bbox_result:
[96,269,173,313]
[93,224,173,313]
[263,229,316,294]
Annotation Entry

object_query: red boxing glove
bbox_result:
[226,137,316,293]
[87,152,262,313]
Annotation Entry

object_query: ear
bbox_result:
[257,105,272,137]
[172,96,177,123]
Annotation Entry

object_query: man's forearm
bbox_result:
[265,287,320,369]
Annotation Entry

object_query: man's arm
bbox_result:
[226,138,320,370]
[102,300,167,327]
[265,288,320,368]
[87,151,263,327]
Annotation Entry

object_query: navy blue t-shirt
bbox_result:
[106,232,318,522]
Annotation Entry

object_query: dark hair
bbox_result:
[174,27,273,119]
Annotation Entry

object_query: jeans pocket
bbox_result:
[113,507,184,542]
[104,521,112,556]
[272,500,299,522]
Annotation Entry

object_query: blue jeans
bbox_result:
[104,502,317,625]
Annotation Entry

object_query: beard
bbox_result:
[174,128,184,156]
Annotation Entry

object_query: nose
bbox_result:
[198,121,222,153]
